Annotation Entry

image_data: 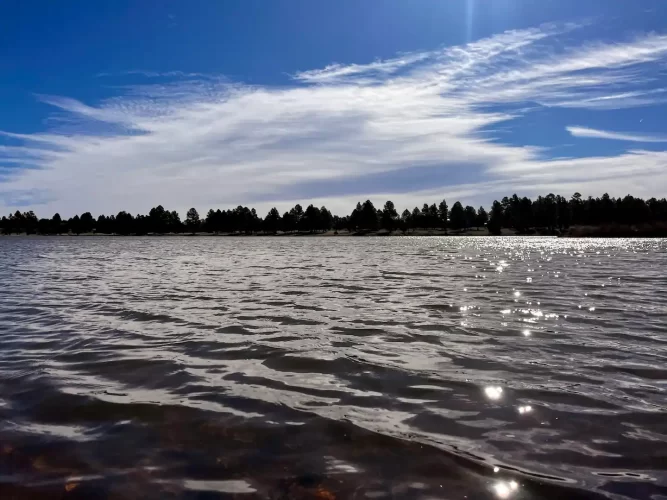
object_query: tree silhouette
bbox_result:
[450,202,466,230]
[420,204,431,229]
[400,209,411,233]
[115,211,134,235]
[464,206,477,230]
[332,215,345,232]
[5,190,666,237]
[281,211,295,233]
[487,201,503,235]
[570,192,583,225]
[51,213,62,234]
[407,206,418,230]
[68,215,81,235]
[349,202,363,232]
[80,212,94,233]
[381,201,398,232]
[250,208,261,233]
[428,204,439,229]
[205,209,217,233]
[302,204,321,233]
[37,218,50,234]
[359,200,378,231]
[319,206,334,231]
[533,194,558,231]
[8,211,23,234]
[519,196,533,231]
[12,212,27,234]
[438,199,448,232]
[22,211,38,235]
[290,204,304,232]
[134,214,149,235]
[556,195,570,229]
[149,205,169,234]
[96,215,110,234]
[476,206,488,229]
[264,207,281,234]
[186,208,200,233]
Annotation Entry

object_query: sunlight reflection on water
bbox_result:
[484,386,504,401]
[493,479,520,499]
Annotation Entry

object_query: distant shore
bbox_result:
[562,223,667,238]
[4,192,667,238]
[2,229,502,237]
[4,226,667,238]
[2,228,504,237]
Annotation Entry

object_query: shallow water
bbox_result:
[0,236,666,499]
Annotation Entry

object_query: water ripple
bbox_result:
[1,236,666,499]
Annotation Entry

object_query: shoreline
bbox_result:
[3,227,667,238]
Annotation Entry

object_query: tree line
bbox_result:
[2,192,666,236]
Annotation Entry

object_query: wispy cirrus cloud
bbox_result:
[1,23,667,217]
[545,88,667,109]
[567,126,667,143]
[293,52,434,84]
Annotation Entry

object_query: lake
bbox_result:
[1,236,666,499]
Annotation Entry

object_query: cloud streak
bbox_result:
[293,52,434,84]
[1,23,667,216]
[567,126,667,143]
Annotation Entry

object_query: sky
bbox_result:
[1,0,667,218]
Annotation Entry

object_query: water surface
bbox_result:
[1,236,666,499]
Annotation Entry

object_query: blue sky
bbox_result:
[1,0,667,217]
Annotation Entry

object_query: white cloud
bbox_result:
[547,88,667,109]
[293,52,434,84]
[566,126,667,143]
[1,24,667,217]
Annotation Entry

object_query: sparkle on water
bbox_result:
[484,386,503,401]
[493,479,519,499]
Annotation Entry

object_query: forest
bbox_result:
[2,192,667,236]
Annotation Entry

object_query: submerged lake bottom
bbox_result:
[1,236,666,499]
